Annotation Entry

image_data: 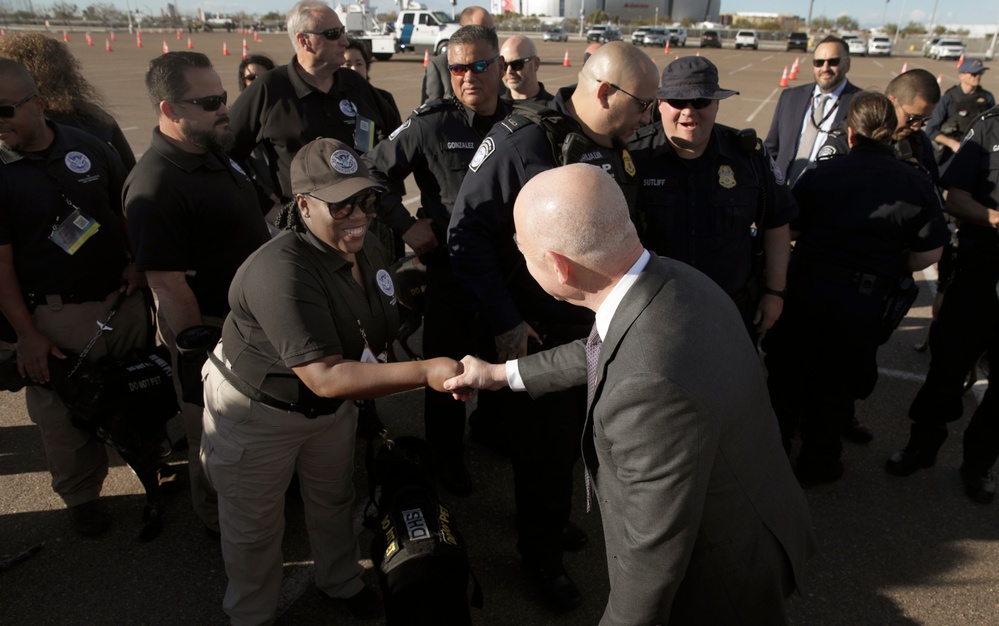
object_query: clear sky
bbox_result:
[176,0,994,30]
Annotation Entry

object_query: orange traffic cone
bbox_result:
[696,51,700,56]
[664,41,670,55]
[86,32,93,46]
[136,32,142,48]
[900,61,908,73]
[423,49,430,67]
[1,28,6,38]
[63,30,69,42]
[242,38,248,60]
[187,37,193,49]
[223,41,230,56]
[253,30,259,42]
[163,41,169,53]
[937,73,943,84]
[563,49,570,67]
[675,54,679,60]
[789,56,799,80]
[105,38,112,51]
[110,31,116,41]
[779,65,789,87]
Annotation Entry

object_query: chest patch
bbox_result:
[718,164,737,189]
[376,269,395,297]
[65,151,91,174]
[340,100,358,117]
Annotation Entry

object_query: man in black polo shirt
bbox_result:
[125,52,270,537]
[0,59,147,536]
[228,0,401,208]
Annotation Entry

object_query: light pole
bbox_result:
[892,0,907,47]
[655,6,658,26]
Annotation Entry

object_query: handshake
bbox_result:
[427,356,510,401]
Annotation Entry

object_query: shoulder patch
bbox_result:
[768,154,785,186]
[389,119,411,141]
[816,144,838,159]
[469,137,495,172]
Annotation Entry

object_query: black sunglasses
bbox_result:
[173,92,228,111]
[900,107,931,128]
[601,81,655,113]
[448,56,501,76]
[812,57,843,68]
[302,27,344,41]
[665,98,714,111]
[244,72,259,83]
[505,56,536,72]
[0,93,38,118]
[309,191,380,220]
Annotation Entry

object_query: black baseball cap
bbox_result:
[656,56,739,100]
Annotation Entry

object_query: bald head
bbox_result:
[459,6,494,29]
[501,35,541,99]
[514,164,639,276]
[571,42,660,145]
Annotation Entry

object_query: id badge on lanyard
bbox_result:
[357,319,386,363]
[49,205,101,255]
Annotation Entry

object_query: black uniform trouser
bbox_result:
[422,254,476,460]
[764,276,882,463]
[908,262,999,472]
[480,320,587,569]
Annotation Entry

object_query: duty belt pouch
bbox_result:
[175,325,222,406]
[879,276,919,344]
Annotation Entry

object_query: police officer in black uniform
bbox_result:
[925,58,995,171]
[816,69,941,180]
[363,25,512,495]
[764,92,949,484]
[448,41,660,610]
[886,104,999,504]
[628,56,797,336]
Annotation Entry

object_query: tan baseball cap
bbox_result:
[290,138,384,203]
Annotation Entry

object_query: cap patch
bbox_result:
[329,150,358,175]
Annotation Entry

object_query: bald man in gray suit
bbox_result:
[445,164,815,625]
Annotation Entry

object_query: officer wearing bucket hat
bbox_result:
[201,138,462,625]
[629,56,798,337]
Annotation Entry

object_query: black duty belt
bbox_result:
[796,258,893,296]
[207,350,340,419]
[26,289,117,309]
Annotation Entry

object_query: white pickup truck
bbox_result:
[334,3,399,61]
[394,8,460,55]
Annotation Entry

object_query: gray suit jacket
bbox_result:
[519,255,815,625]
[765,80,860,181]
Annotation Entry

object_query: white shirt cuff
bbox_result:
[506,359,526,391]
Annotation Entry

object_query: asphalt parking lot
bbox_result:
[1,29,998,626]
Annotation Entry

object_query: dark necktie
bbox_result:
[584,323,602,511]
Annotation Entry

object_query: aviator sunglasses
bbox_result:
[0,93,39,118]
[448,56,501,76]
[505,56,536,72]
[301,27,345,41]
[308,190,381,220]
[173,92,228,111]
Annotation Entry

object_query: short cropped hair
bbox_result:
[145,51,213,108]
[449,25,499,54]
[886,69,941,106]
[816,35,849,57]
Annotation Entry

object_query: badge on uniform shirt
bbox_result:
[65,151,91,174]
[718,164,737,189]
[469,137,494,172]
[622,149,636,177]
[340,100,358,117]
[389,119,411,141]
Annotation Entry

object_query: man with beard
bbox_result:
[124,52,270,538]
[765,35,860,185]
[0,59,147,536]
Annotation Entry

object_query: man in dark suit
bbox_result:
[765,35,860,185]
[445,164,816,625]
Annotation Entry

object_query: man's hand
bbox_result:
[494,321,541,361]
[754,293,784,332]
[16,328,66,384]
[402,219,438,256]
[422,356,464,392]
[120,263,147,295]
[444,355,509,401]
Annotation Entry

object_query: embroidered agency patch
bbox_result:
[329,150,358,174]
[389,119,411,141]
[468,137,495,172]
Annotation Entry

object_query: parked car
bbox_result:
[842,34,866,56]
[923,37,941,57]
[643,27,669,47]
[700,30,721,48]
[867,36,892,56]
[543,27,568,43]
[667,27,688,46]
[631,27,649,45]
[931,39,965,60]
[586,24,621,43]
[787,31,808,51]
[734,30,758,50]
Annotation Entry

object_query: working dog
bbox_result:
[0,348,178,542]
[367,436,480,625]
